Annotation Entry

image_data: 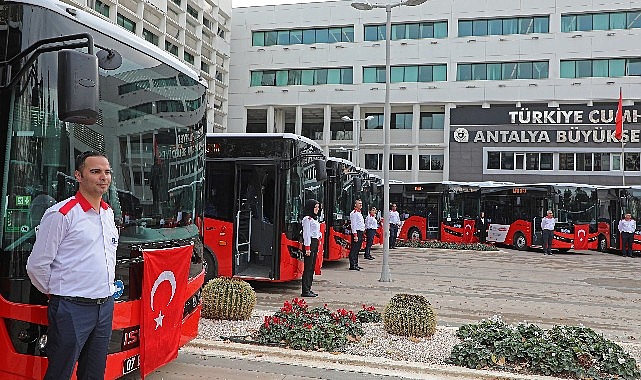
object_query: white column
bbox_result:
[323,105,332,147]
[443,103,454,181]
[267,106,275,133]
[295,106,303,135]
[412,104,421,181]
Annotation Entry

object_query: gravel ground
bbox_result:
[197,311,641,369]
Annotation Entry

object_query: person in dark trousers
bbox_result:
[27,151,118,380]
[349,199,365,270]
[541,210,556,255]
[364,206,378,260]
[301,199,321,297]
[618,213,636,257]
[475,211,488,243]
[388,203,401,248]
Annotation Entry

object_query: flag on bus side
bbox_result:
[615,88,623,140]
[463,219,475,243]
[140,244,193,378]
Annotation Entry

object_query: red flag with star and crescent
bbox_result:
[140,245,193,378]
[615,88,623,140]
[573,224,589,250]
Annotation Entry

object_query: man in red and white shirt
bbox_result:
[27,151,118,380]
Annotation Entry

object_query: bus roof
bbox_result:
[206,133,323,152]
[15,0,205,85]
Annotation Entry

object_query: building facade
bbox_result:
[230,0,641,185]
[62,0,232,134]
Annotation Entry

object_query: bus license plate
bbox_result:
[122,354,139,375]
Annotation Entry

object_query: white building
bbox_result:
[230,0,641,186]
[63,0,232,134]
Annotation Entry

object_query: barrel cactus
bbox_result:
[383,293,436,338]
[201,277,256,320]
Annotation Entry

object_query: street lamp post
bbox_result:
[351,0,428,282]
[341,115,374,167]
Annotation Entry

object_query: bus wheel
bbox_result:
[597,236,607,252]
[203,249,218,284]
[408,227,422,242]
[513,232,527,250]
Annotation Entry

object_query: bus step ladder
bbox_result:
[236,210,252,265]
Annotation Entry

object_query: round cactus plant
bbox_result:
[383,293,436,338]
[201,277,256,320]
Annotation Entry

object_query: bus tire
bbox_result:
[203,249,218,284]
[513,232,527,250]
[408,227,422,242]
[597,235,607,252]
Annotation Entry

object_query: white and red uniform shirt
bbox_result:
[27,192,118,298]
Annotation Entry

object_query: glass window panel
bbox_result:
[597,153,610,171]
[487,152,500,169]
[610,59,625,76]
[540,153,553,170]
[503,18,518,34]
[250,71,262,86]
[434,22,448,38]
[627,58,641,76]
[533,61,549,79]
[526,153,539,170]
[315,69,328,84]
[433,65,447,81]
[487,63,501,80]
[625,152,640,171]
[290,29,303,44]
[327,69,341,84]
[365,154,380,170]
[277,30,290,45]
[593,13,610,30]
[328,28,342,43]
[488,19,503,35]
[341,68,353,84]
[265,31,278,46]
[472,19,488,36]
[392,24,406,40]
[560,61,576,78]
[559,153,573,170]
[364,25,379,41]
[501,152,514,169]
[418,65,433,82]
[377,25,387,40]
[405,66,419,82]
[432,113,444,129]
[561,15,576,32]
[420,114,433,129]
[533,17,549,33]
[392,154,407,170]
[457,64,472,81]
[419,155,430,170]
[376,67,386,83]
[592,60,609,77]
[577,14,593,31]
[407,23,420,39]
[288,70,302,85]
[628,11,641,28]
[472,63,487,80]
[459,20,473,37]
[610,12,627,29]
[519,18,534,34]
[431,155,444,170]
[576,153,586,171]
[576,60,592,77]
[315,29,329,43]
[302,29,316,44]
[301,69,315,85]
[341,27,354,42]
[261,71,276,86]
[363,67,377,83]
[252,32,265,46]
[275,70,288,86]
[502,62,518,79]
[421,22,434,38]
[613,153,621,171]
[518,62,533,79]
[391,66,405,82]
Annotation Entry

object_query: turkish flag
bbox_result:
[574,224,589,250]
[615,88,623,140]
[140,245,193,378]
[463,219,475,243]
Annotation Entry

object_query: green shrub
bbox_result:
[255,298,363,352]
[357,304,382,323]
[449,316,641,380]
[383,293,436,338]
[201,277,256,320]
[396,240,499,251]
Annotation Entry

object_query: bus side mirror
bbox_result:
[354,177,362,192]
[314,159,327,181]
[58,50,99,125]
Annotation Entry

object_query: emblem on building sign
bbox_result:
[453,128,469,143]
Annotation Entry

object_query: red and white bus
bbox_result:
[482,184,599,251]
[0,1,206,378]
[595,186,641,253]
[202,133,326,282]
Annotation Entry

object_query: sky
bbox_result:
[232,0,331,8]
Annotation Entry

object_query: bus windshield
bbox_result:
[555,186,598,224]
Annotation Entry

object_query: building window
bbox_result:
[391,154,412,170]
[624,152,640,171]
[419,154,444,170]
[170,0,181,6]
[250,68,353,86]
[364,64,447,83]
[165,41,178,56]
[252,26,354,46]
[560,58,635,78]
[458,16,549,37]
[561,11,640,32]
[94,0,109,17]
[201,62,209,73]
[118,80,150,95]
[117,13,136,33]
[184,52,194,65]
[419,112,445,129]
[365,154,383,171]
[364,113,384,130]
[364,21,447,41]
[143,29,159,46]
[457,61,548,80]
[203,17,213,30]
[392,113,412,129]
[186,4,199,19]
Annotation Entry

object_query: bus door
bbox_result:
[235,163,277,279]
[531,197,547,246]
[425,193,441,240]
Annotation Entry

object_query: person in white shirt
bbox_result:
[301,199,322,297]
[618,213,636,257]
[349,199,365,270]
[541,210,556,255]
[388,203,402,249]
[364,206,378,260]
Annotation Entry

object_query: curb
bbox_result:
[184,338,563,380]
